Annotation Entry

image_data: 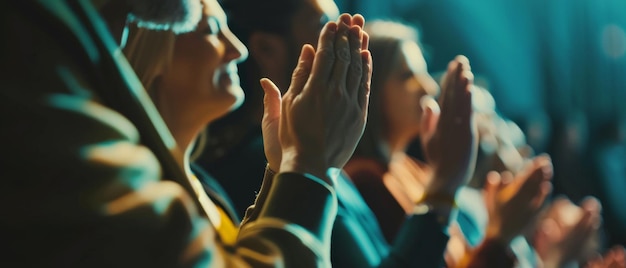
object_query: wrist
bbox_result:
[267,161,280,174]
[485,225,515,246]
[415,192,458,226]
[427,171,467,196]
[265,163,277,177]
[280,152,329,185]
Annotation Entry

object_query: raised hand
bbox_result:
[534,197,602,267]
[260,13,371,181]
[483,155,553,245]
[423,56,477,197]
[586,246,626,268]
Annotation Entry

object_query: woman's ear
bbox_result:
[248,32,288,73]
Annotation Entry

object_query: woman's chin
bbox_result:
[226,86,245,111]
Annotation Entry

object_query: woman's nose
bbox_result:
[223,29,248,63]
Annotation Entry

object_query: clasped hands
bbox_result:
[260,13,371,183]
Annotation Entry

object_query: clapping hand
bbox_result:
[260,14,372,182]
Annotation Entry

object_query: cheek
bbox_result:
[175,36,221,75]
[383,90,418,125]
[396,90,423,120]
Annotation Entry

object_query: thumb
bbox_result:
[484,171,502,209]
[420,95,440,141]
[260,78,282,125]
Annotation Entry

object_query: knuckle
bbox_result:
[317,48,335,61]
[351,64,362,76]
[292,66,307,80]
[337,47,350,63]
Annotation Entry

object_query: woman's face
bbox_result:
[156,0,248,124]
[382,41,439,138]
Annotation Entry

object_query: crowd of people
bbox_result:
[2,0,625,267]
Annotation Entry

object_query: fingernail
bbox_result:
[340,14,351,25]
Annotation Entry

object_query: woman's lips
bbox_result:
[218,72,240,88]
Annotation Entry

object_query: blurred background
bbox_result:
[336,0,626,246]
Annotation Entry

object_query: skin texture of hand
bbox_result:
[585,246,626,268]
[261,14,370,173]
[260,14,372,181]
[534,196,603,267]
[423,55,478,197]
[483,155,553,245]
[261,73,282,172]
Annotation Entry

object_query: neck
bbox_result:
[96,0,130,46]
[162,115,208,176]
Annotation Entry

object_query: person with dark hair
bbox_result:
[1,0,372,266]
[197,0,340,215]
[343,20,556,268]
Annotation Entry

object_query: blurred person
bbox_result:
[532,197,603,267]
[345,20,476,245]
[196,0,341,215]
[341,20,554,267]
[1,0,371,266]
[447,88,605,268]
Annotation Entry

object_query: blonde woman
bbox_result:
[125,0,372,265]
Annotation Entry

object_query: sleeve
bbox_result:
[0,92,222,268]
[379,213,450,268]
[239,168,338,267]
[0,2,339,266]
[332,168,450,268]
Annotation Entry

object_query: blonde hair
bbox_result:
[123,23,208,160]
[123,23,176,90]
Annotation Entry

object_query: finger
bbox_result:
[500,171,514,189]
[347,26,363,99]
[438,56,473,127]
[268,77,290,138]
[261,78,282,125]
[540,217,562,243]
[438,56,468,107]
[530,181,552,209]
[308,22,337,84]
[517,161,549,203]
[289,44,316,96]
[507,159,547,210]
[436,60,459,109]
[536,154,554,180]
[548,196,572,214]
[361,31,369,51]
[612,246,626,266]
[420,95,441,140]
[351,14,365,28]
[516,155,552,187]
[568,210,595,245]
[337,13,352,26]
[580,196,602,215]
[358,50,372,112]
[328,21,351,94]
[484,171,501,204]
